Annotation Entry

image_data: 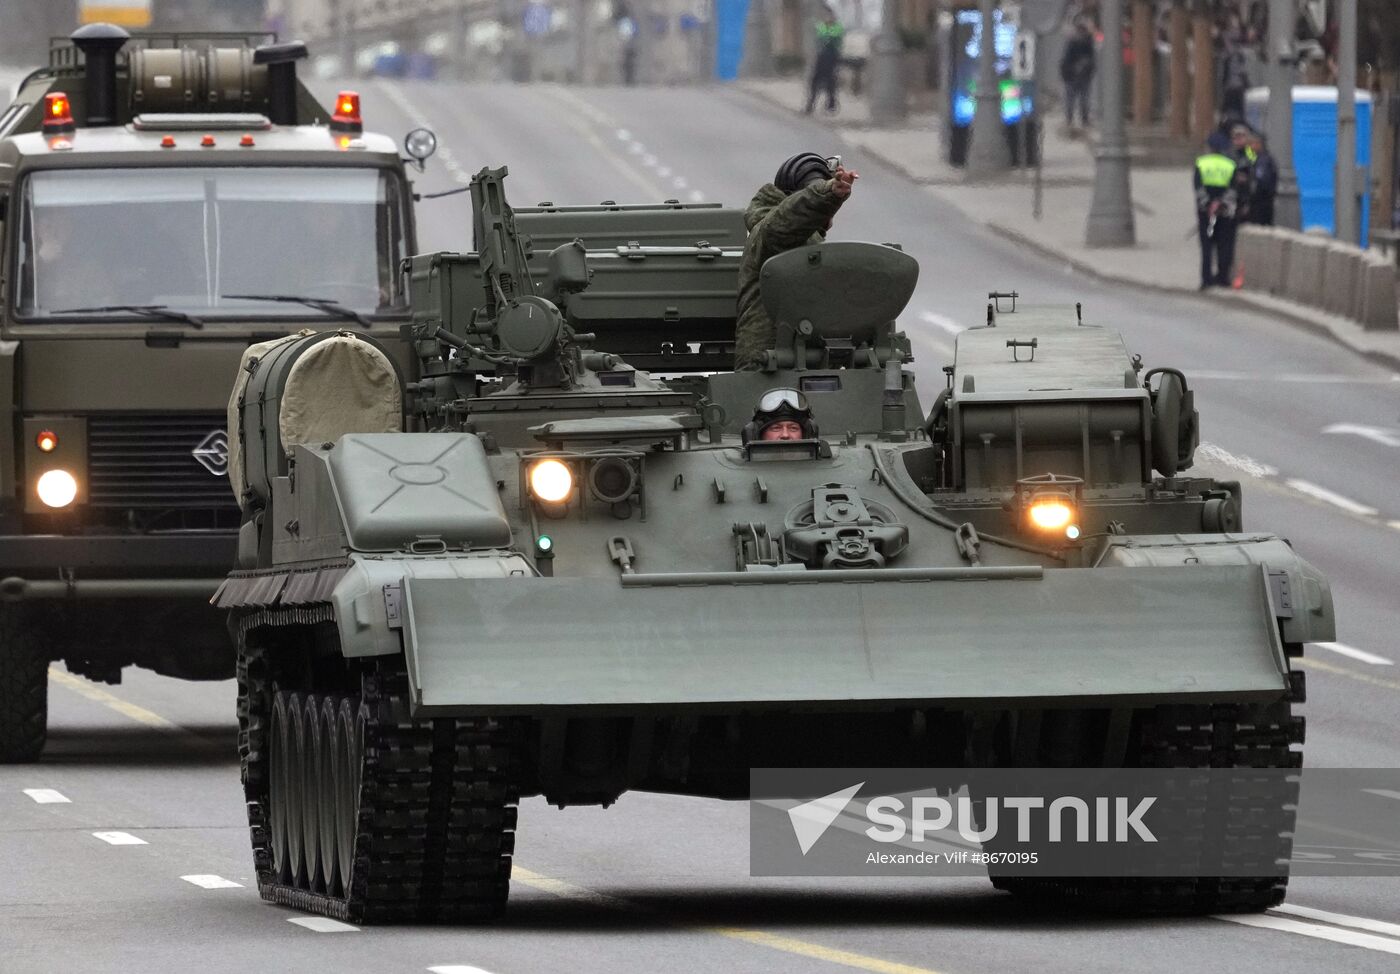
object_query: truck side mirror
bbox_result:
[403,127,437,172]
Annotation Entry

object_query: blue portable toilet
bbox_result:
[1246,86,1372,243]
[714,0,748,80]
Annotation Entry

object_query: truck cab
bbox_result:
[0,24,427,761]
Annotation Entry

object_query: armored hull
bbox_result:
[220,168,1330,922]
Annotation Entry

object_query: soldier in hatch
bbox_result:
[741,388,819,443]
[734,152,858,370]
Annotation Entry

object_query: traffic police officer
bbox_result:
[1194,134,1240,289]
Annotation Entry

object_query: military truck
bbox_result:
[219,167,1332,923]
[0,24,434,761]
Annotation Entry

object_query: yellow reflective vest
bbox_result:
[1195,153,1237,189]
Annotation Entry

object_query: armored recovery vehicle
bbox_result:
[221,167,1332,922]
[0,25,434,761]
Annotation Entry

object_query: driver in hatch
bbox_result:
[742,388,819,443]
[734,152,857,370]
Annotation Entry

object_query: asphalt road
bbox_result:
[4,80,1400,973]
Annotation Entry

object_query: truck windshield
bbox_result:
[12,167,409,320]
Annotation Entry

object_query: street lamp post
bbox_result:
[968,0,1010,172]
[868,0,907,125]
[1335,0,1359,243]
[1268,0,1301,229]
[1085,0,1135,246]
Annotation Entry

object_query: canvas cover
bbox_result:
[278,334,401,458]
[227,332,401,507]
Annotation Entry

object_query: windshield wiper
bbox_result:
[49,304,205,328]
[221,293,372,328]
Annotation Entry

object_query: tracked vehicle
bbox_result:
[0,25,433,761]
[221,167,1332,922]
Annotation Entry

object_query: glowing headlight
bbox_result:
[1027,495,1075,531]
[528,459,574,504]
[36,469,79,508]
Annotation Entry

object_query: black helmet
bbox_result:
[741,387,819,443]
[774,152,832,193]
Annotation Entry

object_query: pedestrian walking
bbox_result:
[1220,38,1249,119]
[1060,19,1096,130]
[805,7,844,115]
[1194,133,1241,289]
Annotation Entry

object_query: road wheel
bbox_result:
[302,694,326,894]
[269,692,292,882]
[286,692,308,889]
[318,696,342,896]
[335,697,362,891]
[0,611,48,763]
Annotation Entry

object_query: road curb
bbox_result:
[982,222,1400,374]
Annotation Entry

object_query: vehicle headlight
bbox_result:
[36,469,79,509]
[528,459,574,504]
[1027,494,1075,531]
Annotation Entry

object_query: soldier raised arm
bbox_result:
[734,152,857,370]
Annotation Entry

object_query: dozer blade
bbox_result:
[401,564,1290,716]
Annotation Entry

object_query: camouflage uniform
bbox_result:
[734,180,846,370]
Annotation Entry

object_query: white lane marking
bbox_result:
[918,310,967,336]
[428,967,497,974]
[641,153,658,168]
[672,176,688,189]
[180,874,244,889]
[93,831,146,845]
[688,189,705,203]
[1217,913,1400,956]
[657,166,672,178]
[23,788,70,804]
[1362,788,1400,802]
[1192,371,1400,384]
[287,916,359,933]
[1275,904,1400,938]
[1323,423,1400,448]
[1284,479,1380,517]
[1314,642,1395,666]
[1194,442,1280,478]
[1389,521,1400,532]
[615,128,630,140]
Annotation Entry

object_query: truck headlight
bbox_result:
[36,469,79,508]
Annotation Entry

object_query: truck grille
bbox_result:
[87,412,238,511]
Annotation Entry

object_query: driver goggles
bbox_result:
[757,388,810,414]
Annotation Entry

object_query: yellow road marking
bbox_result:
[1298,656,1400,692]
[513,867,945,974]
[48,667,179,729]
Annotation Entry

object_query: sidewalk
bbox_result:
[738,78,1400,371]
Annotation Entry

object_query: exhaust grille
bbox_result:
[86,412,238,510]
